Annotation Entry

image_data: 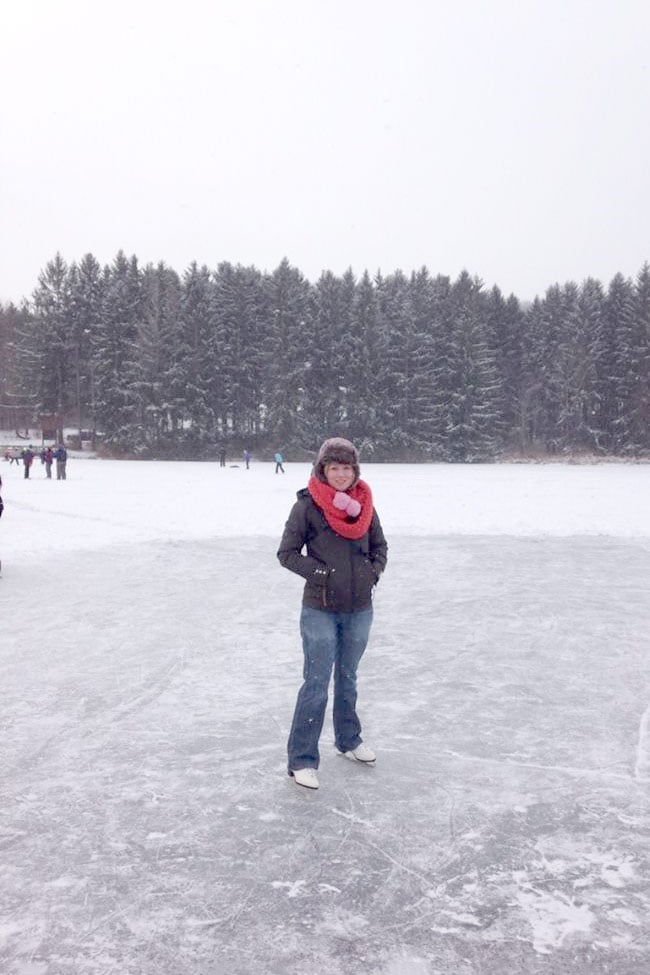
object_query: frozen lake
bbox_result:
[1,458,649,974]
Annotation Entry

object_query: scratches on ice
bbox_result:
[634,704,650,782]
[443,748,632,781]
[330,807,375,828]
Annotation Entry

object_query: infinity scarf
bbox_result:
[307,475,374,540]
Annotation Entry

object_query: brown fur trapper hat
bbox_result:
[314,437,360,485]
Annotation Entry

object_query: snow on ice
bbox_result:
[1,456,649,974]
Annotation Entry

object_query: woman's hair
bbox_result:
[314,437,360,485]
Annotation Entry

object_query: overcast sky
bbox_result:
[2,0,649,305]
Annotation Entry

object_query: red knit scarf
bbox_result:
[308,475,374,540]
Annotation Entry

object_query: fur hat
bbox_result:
[314,437,360,485]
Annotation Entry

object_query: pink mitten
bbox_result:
[333,492,361,517]
[346,497,361,517]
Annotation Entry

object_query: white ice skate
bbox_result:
[291,768,319,790]
[338,744,376,764]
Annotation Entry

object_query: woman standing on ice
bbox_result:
[277,437,387,790]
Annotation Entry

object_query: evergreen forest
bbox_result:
[1,251,649,461]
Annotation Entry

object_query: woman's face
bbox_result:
[324,462,355,492]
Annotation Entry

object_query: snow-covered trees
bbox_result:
[299,269,354,445]
[261,259,313,446]
[135,262,184,449]
[625,263,650,454]
[0,300,33,431]
[92,252,142,449]
[9,252,649,459]
[212,262,250,440]
[433,272,505,462]
[29,253,72,418]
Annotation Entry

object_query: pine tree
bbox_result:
[179,262,218,445]
[524,284,570,453]
[0,303,14,426]
[485,286,524,452]
[555,278,605,452]
[377,269,412,455]
[601,273,636,452]
[626,263,650,455]
[411,273,454,457]
[29,253,72,422]
[67,253,105,446]
[94,252,143,449]
[0,301,34,431]
[134,262,183,451]
[261,259,313,448]
[435,272,504,461]
[299,269,355,448]
[212,262,268,443]
[342,270,389,456]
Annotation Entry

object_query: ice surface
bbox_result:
[1,458,649,974]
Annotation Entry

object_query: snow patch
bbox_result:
[377,953,433,975]
[515,885,594,954]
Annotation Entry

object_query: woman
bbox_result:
[277,437,388,790]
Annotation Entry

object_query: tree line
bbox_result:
[0,251,648,460]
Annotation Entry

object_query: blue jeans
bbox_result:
[288,605,373,771]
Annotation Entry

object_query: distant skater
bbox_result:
[22,446,35,479]
[243,448,251,470]
[43,446,54,478]
[274,451,285,473]
[277,437,388,791]
[55,443,67,480]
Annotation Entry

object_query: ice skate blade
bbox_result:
[287,777,319,800]
[338,752,376,765]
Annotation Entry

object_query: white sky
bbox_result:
[2,0,649,305]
